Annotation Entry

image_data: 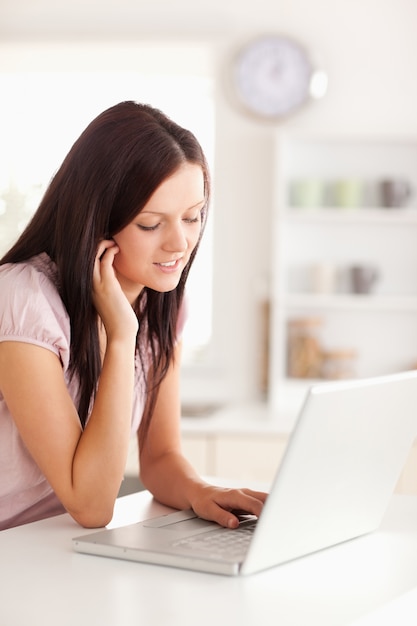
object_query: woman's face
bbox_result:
[112,162,205,303]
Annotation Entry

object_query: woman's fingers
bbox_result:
[92,239,138,339]
[192,486,268,529]
[94,240,119,275]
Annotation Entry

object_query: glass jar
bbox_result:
[320,349,357,380]
[287,317,323,379]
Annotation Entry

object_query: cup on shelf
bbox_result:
[349,264,379,294]
[289,179,325,208]
[310,263,338,294]
[379,178,412,208]
[331,179,364,209]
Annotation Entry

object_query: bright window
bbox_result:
[0,61,214,362]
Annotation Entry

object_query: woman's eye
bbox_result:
[137,223,159,231]
[184,215,201,224]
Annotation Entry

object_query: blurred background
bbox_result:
[1,0,417,421]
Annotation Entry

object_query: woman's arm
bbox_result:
[0,242,138,528]
[138,343,268,529]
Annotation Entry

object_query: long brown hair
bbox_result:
[0,101,210,435]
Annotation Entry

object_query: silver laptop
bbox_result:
[73,370,417,576]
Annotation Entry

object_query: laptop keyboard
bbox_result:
[172,520,257,559]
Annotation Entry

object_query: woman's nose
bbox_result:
[163,223,187,252]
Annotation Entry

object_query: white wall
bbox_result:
[1,0,417,404]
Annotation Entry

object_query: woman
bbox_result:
[0,101,266,530]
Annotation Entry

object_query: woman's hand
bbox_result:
[92,240,138,341]
[137,344,268,530]
[189,484,268,529]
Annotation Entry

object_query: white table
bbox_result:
[2,491,417,626]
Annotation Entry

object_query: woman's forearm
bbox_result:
[140,449,208,511]
[140,449,268,530]
[69,337,136,526]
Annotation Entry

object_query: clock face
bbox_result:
[231,34,315,119]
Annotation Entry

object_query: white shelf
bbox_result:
[285,293,417,312]
[269,133,417,411]
[286,207,417,225]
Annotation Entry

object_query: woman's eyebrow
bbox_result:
[140,200,206,216]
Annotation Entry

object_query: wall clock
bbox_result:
[229,33,327,121]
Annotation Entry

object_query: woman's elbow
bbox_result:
[69,503,115,529]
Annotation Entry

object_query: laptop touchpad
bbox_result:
[143,510,217,531]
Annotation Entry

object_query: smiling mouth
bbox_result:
[155,258,182,270]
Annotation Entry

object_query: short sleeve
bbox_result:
[0,260,71,371]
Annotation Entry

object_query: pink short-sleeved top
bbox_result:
[0,253,150,530]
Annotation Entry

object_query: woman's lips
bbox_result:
[155,258,182,272]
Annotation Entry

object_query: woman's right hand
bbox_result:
[92,240,138,342]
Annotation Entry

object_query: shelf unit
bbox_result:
[269,133,417,412]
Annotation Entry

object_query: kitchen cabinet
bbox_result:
[124,421,417,494]
[181,434,211,475]
[182,432,287,483]
[124,430,285,486]
[268,134,417,412]
[181,431,417,495]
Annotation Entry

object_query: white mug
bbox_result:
[310,263,338,294]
